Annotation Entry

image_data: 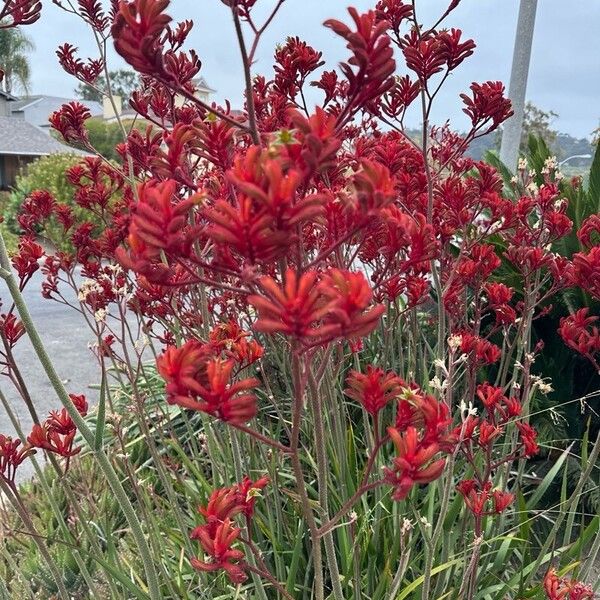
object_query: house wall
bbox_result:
[0,155,37,190]
[0,96,10,117]
[21,98,102,131]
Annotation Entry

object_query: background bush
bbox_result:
[4,153,83,237]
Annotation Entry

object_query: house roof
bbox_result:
[0,89,18,102]
[0,116,88,156]
[11,96,103,117]
[192,77,216,93]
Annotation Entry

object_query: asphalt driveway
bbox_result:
[0,269,100,481]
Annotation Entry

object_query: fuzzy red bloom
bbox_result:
[200,476,269,523]
[0,0,42,27]
[26,392,88,460]
[273,36,324,100]
[517,422,539,457]
[190,518,247,584]
[578,214,600,249]
[205,147,325,264]
[438,28,476,71]
[28,424,79,458]
[401,30,447,82]
[461,81,513,133]
[157,341,259,424]
[478,420,503,447]
[457,479,491,516]
[572,246,600,301]
[384,426,446,500]
[382,74,420,118]
[476,383,506,411]
[56,43,103,84]
[375,0,413,33]
[558,309,600,360]
[345,365,403,416]
[287,108,341,175]
[209,321,264,367]
[319,268,385,339]
[191,476,269,584]
[235,475,270,518]
[352,159,396,213]
[0,435,35,484]
[0,313,26,348]
[324,8,396,121]
[112,0,171,76]
[543,567,594,600]
[116,179,195,275]
[492,489,514,514]
[459,333,502,365]
[248,267,380,342]
[49,101,91,143]
[248,269,333,340]
[11,236,43,282]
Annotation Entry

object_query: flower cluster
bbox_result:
[156,324,263,425]
[4,0,597,596]
[190,476,269,583]
[248,268,384,345]
[543,568,594,600]
[455,382,536,519]
[0,434,35,485]
[28,394,89,461]
[381,383,454,500]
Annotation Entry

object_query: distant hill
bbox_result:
[465,130,594,168]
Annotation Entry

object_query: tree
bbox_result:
[75,69,140,102]
[520,101,558,150]
[0,26,34,94]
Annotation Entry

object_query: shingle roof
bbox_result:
[11,96,103,117]
[11,96,42,111]
[192,76,216,93]
[0,116,88,156]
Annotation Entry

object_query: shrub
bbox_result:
[5,152,81,235]
[0,1,598,600]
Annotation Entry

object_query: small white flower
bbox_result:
[429,376,446,392]
[448,334,462,351]
[518,158,528,171]
[134,334,149,351]
[433,358,448,375]
[94,308,107,323]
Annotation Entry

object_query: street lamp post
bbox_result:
[499,0,539,172]
[559,154,592,167]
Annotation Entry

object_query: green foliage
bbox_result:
[2,152,110,252]
[0,26,34,94]
[75,69,140,103]
[2,362,598,599]
[5,153,81,232]
[486,136,600,442]
[0,191,17,254]
[87,118,146,162]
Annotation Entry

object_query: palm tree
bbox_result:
[0,26,34,95]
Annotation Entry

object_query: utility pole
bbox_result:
[499,0,538,171]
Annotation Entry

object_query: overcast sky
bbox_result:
[24,1,599,139]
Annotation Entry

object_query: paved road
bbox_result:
[0,270,100,481]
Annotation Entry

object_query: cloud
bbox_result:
[25,1,599,138]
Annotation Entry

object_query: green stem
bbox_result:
[291,351,324,600]
[0,232,161,600]
[0,479,70,600]
[308,372,344,600]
